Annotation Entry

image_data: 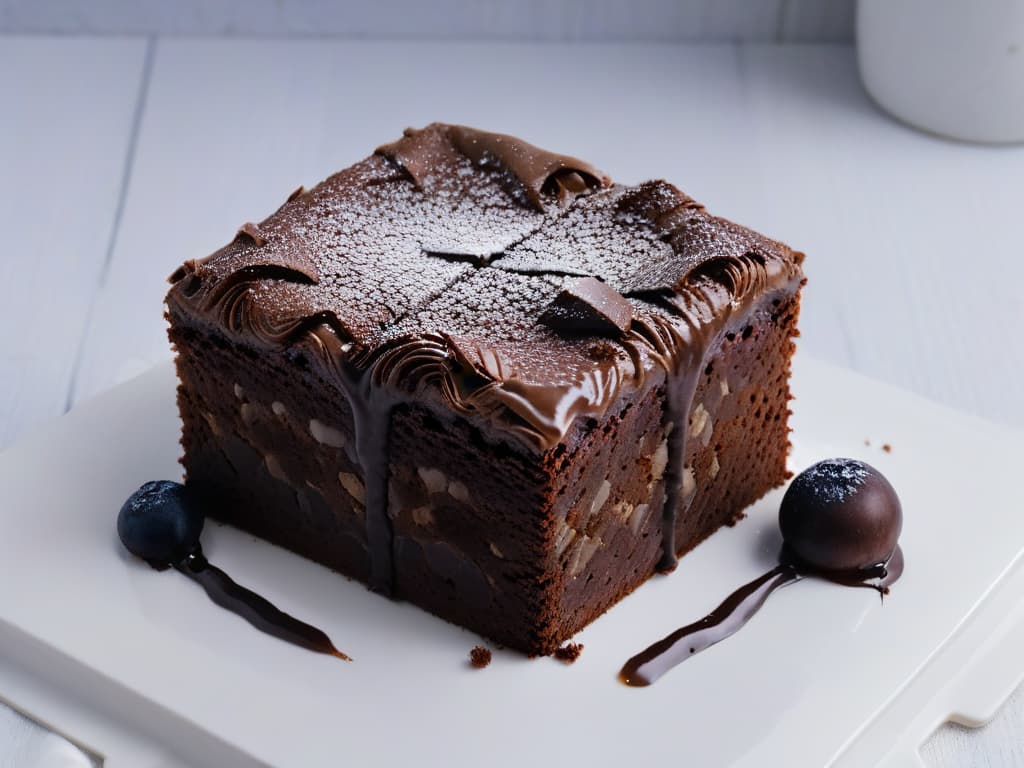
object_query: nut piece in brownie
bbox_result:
[165,123,805,656]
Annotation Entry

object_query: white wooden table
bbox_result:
[1,36,1021,766]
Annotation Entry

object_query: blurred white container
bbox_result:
[857,0,1024,143]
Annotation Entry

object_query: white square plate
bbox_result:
[1,356,1022,767]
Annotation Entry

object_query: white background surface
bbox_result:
[0,33,1022,766]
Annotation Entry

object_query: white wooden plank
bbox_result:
[0,0,837,43]
[922,684,1024,768]
[737,44,1024,430]
[0,36,148,449]
[71,38,758,401]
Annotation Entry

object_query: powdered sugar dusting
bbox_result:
[495,187,677,292]
[800,458,871,504]
[389,268,615,388]
[199,144,560,347]
[494,179,782,296]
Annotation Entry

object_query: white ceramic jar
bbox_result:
[857,0,1024,143]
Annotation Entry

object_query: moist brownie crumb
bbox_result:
[554,642,584,663]
[469,645,492,669]
[882,443,892,453]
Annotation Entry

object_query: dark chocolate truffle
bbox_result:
[779,458,901,572]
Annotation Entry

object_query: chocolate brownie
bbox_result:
[165,123,805,655]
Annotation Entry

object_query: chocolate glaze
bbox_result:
[621,459,904,687]
[178,550,351,660]
[166,123,806,603]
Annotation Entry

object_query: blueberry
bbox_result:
[779,459,902,572]
[117,481,204,566]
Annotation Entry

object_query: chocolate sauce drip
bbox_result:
[338,363,398,594]
[881,544,904,587]
[658,354,703,572]
[654,301,737,573]
[620,545,904,687]
[178,550,351,661]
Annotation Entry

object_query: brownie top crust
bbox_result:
[167,123,804,453]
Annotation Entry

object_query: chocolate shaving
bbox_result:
[540,277,633,336]
[375,125,455,190]
[615,180,703,225]
[287,186,306,203]
[378,123,609,213]
[448,124,609,212]
[236,222,268,247]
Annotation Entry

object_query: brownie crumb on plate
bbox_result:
[469,645,492,669]
[554,642,584,663]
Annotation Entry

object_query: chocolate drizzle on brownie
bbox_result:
[657,328,708,573]
[166,123,805,601]
[339,362,398,593]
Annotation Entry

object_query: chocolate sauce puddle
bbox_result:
[620,545,903,687]
[177,549,351,661]
[812,544,903,595]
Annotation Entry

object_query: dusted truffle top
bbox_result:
[167,123,804,451]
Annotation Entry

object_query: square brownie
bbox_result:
[166,124,804,655]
